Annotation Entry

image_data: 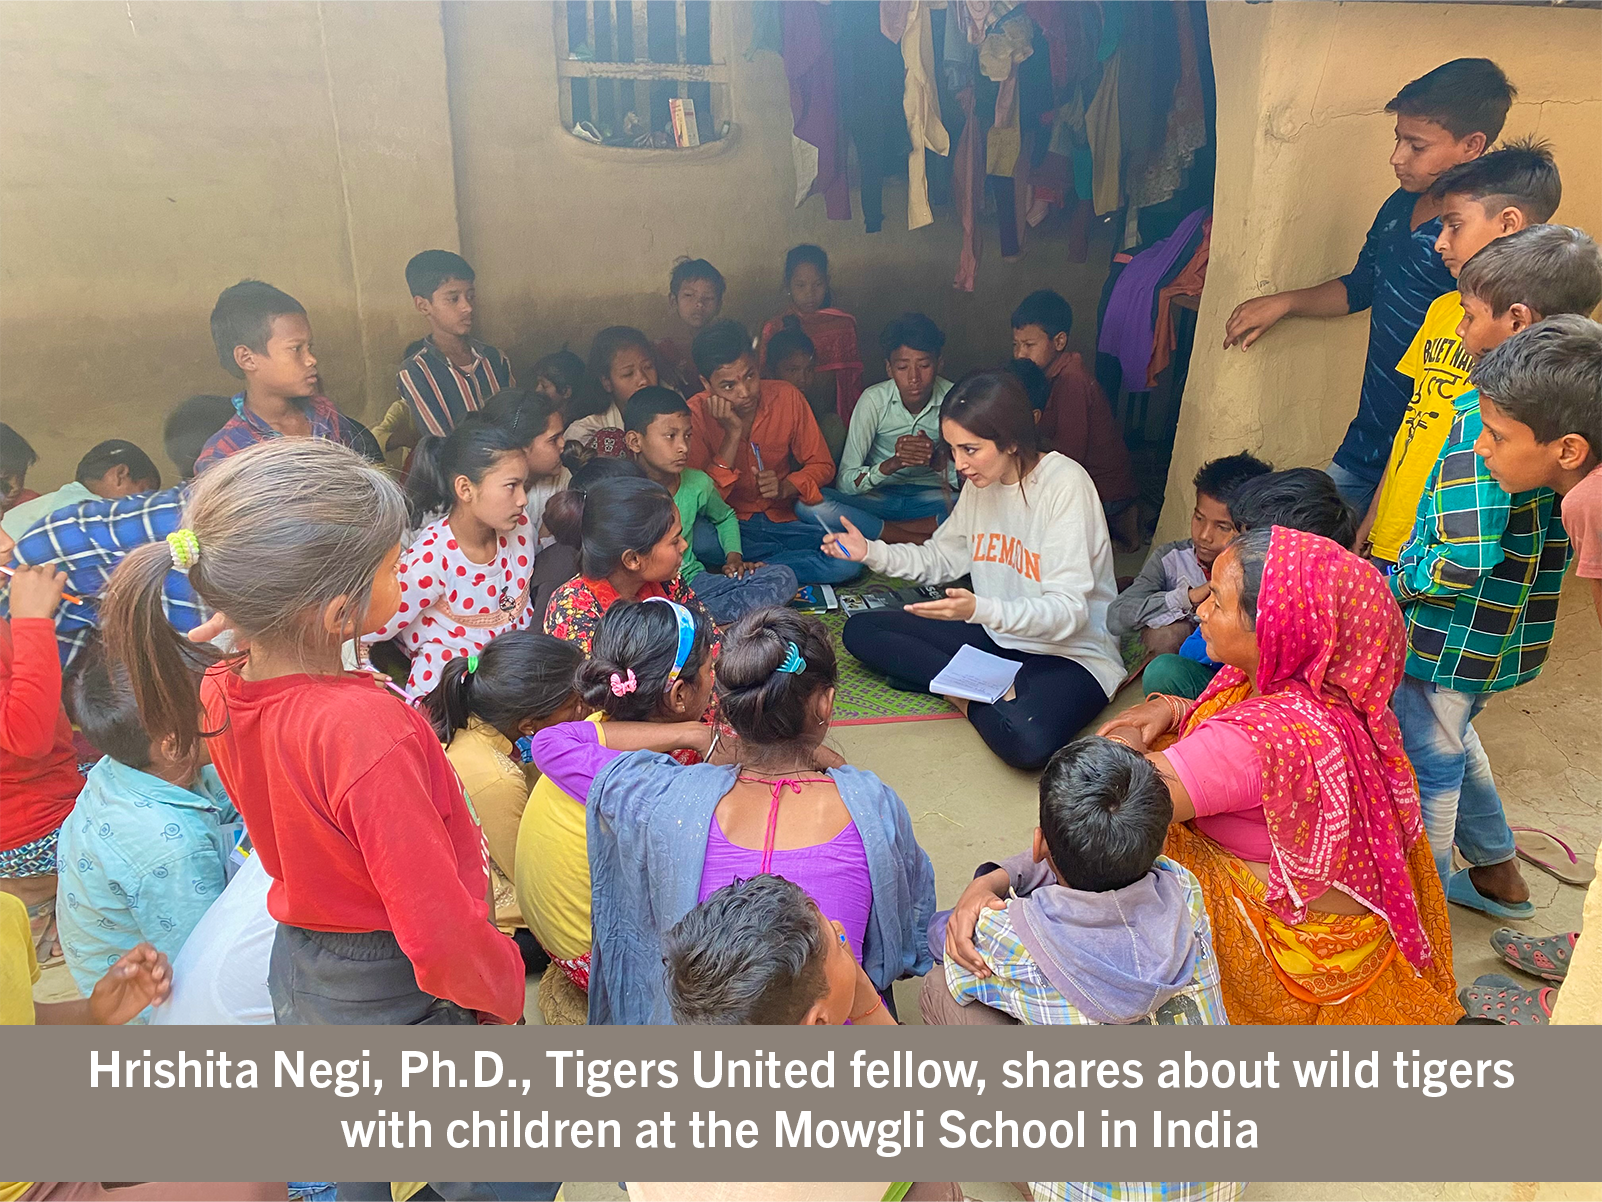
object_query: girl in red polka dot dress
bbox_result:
[369,414,539,696]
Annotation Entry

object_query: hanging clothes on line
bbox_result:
[835,0,907,233]
[1147,213,1211,388]
[782,1,851,220]
[888,0,951,231]
[1097,206,1210,393]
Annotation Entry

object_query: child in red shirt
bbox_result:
[0,559,83,967]
[99,438,524,1025]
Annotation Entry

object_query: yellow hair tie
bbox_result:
[166,529,201,571]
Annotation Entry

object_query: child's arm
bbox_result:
[835,396,883,495]
[342,733,525,1023]
[1390,438,1511,604]
[702,482,743,560]
[0,566,68,759]
[1106,542,1190,635]
[941,908,1058,1025]
[1222,279,1352,349]
[784,395,837,501]
[531,720,711,804]
[35,943,173,1025]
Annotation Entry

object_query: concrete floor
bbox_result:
[31,574,1600,1202]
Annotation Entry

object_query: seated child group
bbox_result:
[6,58,1602,1066]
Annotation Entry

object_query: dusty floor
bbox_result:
[32,573,1600,1202]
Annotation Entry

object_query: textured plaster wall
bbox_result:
[0,1,460,487]
[1157,0,1602,541]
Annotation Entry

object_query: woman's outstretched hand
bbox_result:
[1097,695,1179,746]
[820,515,869,562]
[905,587,976,622]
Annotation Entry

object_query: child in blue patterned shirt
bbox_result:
[55,646,240,1016]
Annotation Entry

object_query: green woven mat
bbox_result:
[817,575,1152,726]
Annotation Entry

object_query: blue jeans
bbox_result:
[1326,459,1380,515]
[794,484,951,540]
[686,562,799,624]
[1393,674,1517,893]
[695,513,864,585]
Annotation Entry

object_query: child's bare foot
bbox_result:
[1470,860,1531,906]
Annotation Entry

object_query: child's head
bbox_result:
[420,629,584,744]
[544,473,681,583]
[577,597,716,723]
[1190,451,1273,568]
[714,608,837,754]
[406,412,530,532]
[669,258,726,331]
[163,396,237,482]
[210,280,315,395]
[1471,314,1602,494]
[69,644,203,781]
[531,348,588,415]
[879,313,946,411]
[939,369,1042,489]
[695,320,763,412]
[482,386,566,479]
[1431,137,1561,276]
[1227,468,1356,547]
[75,440,161,500]
[1002,358,1051,416]
[1456,224,1602,358]
[1010,289,1073,369]
[782,244,832,315]
[0,423,38,510]
[588,326,659,406]
[1384,58,1515,192]
[100,440,408,757]
[762,316,816,395]
[665,874,858,1025]
[623,386,694,477]
[405,250,476,340]
[1037,737,1172,892]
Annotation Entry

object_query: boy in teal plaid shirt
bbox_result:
[1390,323,1574,919]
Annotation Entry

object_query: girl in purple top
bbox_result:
[534,606,917,968]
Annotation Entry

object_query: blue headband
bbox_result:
[644,597,697,687]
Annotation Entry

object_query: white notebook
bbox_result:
[929,644,1022,705]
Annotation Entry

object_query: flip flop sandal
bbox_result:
[26,898,63,968]
[1510,827,1595,887]
[1458,974,1554,1025]
[1490,927,1577,982]
[1447,867,1535,920]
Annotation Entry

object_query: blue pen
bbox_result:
[750,442,765,473]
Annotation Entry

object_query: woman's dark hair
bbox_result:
[482,386,563,445]
[1227,468,1356,548]
[587,326,655,389]
[420,630,583,744]
[1227,526,1274,631]
[714,608,837,748]
[763,315,815,375]
[544,474,675,579]
[665,874,830,1025]
[669,257,726,300]
[939,369,1042,474]
[405,411,527,523]
[783,244,833,308]
[576,599,714,721]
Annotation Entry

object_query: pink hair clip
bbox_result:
[609,669,638,697]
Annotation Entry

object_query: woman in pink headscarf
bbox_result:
[1101,525,1463,1025]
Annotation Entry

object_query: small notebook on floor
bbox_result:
[929,644,1022,705]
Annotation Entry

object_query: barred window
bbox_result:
[556,1,729,148]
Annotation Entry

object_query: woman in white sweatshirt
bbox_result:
[825,370,1123,769]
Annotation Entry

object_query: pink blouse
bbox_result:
[1164,720,1271,863]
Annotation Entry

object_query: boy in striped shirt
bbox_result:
[397,249,514,437]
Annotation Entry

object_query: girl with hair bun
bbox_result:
[571,604,936,1025]
[542,472,713,653]
[516,599,717,1008]
[368,412,538,697]
[419,630,584,951]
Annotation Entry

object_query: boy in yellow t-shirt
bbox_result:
[1360,139,1563,564]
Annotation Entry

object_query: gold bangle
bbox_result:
[1104,732,1136,750]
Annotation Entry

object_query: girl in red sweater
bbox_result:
[99,439,524,1025]
[0,558,84,967]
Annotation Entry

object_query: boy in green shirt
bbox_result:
[624,386,798,624]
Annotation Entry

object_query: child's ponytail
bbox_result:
[100,540,221,759]
[575,599,713,721]
[404,412,525,524]
[543,459,655,566]
[713,607,837,748]
[419,630,583,743]
[100,439,408,760]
